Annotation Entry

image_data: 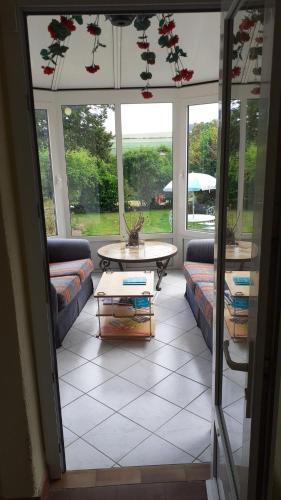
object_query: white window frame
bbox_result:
[34,82,219,267]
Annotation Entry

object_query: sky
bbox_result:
[104,102,218,135]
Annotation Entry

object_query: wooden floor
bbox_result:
[49,481,207,499]
[49,464,209,500]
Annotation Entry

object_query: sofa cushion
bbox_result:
[183,262,214,291]
[51,275,81,311]
[194,281,214,327]
[49,258,94,282]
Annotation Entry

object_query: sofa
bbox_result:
[183,239,214,352]
[48,238,94,347]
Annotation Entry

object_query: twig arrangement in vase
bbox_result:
[226,212,240,245]
[124,211,145,247]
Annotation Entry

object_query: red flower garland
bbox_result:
[85,15,105,76]
[134,16,155,99]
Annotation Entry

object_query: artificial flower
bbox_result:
[180,68,194,81]
[255,36,263,44]
[232,66,241,78]
[159,20,175,35]
[87,23,101,36]
[239,17,255,31]
[85,64,100,73]
[142,90,153,99]
[48,24,57,39]
[137,41,150,49]
[251,86,261,95]
[166,35,179,48]
[41,65,55,75]
[60,16,76,32]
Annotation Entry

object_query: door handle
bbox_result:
[223,340,249,372]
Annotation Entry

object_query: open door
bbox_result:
[212,0,281,499]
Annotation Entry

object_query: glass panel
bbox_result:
[35,109,57,236]
[219,3,265,497]
[121,103,173,234]
[187,103,218,231]
[62,105,119,236]
[242,99,259,233]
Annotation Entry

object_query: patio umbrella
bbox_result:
[163,172,216,215]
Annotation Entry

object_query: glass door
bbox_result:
[213,0,281,498]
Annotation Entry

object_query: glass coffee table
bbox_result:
[97,240,178,291]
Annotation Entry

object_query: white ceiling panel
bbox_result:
[27,13,220,90]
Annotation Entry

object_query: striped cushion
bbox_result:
[183,262,214,290]
[194,282,214,327]
[51,275,81,311]
[49,258,94,282]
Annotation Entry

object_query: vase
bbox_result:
[127,230,139,247]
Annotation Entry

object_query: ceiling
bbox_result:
[27,13,221,91]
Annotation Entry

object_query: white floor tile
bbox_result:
[67,336,114,361]
[120,392,179,432]
[186,389,212,422]
[120,338,164,358]
[59,380,83,407]
[155,296,188,314]
[165,309,197,331]
[83,300,98,316]
[222,376,244,408]
[83,413,150,462]
[88,376,144,411]
[93,348,140,374]
[171,329,207,356]
[156,409,211,458]
[154,305,177,323]
[57,350,87,377]
[62,328,92,348]
[197,445,211,462]
[147,345,193,371]
[224,367,247,389]
[224,397,244,424]
[72,311,93,325]
[62,394,114,435]
[75,316,100,335]
[151,372,206,408]
[63,427,78,447]
[66,438,114,470]
[120,359,171,390]
[199,349,212,361]
[154,323,187,344]
[177,356,212,387]
[62,362,113,393]
[223,412,243,453]
[119,434,193,467]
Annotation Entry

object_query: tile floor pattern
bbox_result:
[56,270,244,470]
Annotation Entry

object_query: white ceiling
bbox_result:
[27,13,221,90]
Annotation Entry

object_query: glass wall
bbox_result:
[121,103,173,234]
[35,109,57,236]
[62,104,119,236]
[186,103,218,231]
[242,99,259,233]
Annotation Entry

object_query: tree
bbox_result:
[188,120,218,176]
[62,105,114,161]
[122,146,172,208]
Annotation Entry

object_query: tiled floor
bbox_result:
[57,270,213,470]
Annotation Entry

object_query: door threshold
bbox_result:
[50,463,210,490]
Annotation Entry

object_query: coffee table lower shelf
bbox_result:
[96,316,155,340]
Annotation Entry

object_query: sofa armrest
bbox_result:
[47,238,91,263]
[49,282,58,328]
[186,239,214,263]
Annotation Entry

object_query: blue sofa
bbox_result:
[183,239,214,352]
[48,238,94,347]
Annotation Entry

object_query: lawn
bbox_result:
[44,200,254,237]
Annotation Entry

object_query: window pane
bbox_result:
[187,103,218,231]
[242,99,259,233]
[226,99,241,237]
[62,105,119,236]
[35,109,57,236]
[121,103,173,234]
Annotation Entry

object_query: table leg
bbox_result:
[99,258,111,272]
[156,258,170,291]
[118,261,124,271]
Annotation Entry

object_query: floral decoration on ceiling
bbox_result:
[40,15,83,75]
[134,15,155,99]
[157,14,194,86]
[40,13,194,98]
[85,15,106,74]
[231,9,263,95]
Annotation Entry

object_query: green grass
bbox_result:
[45,202,254,236]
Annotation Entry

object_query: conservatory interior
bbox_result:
[27,10,260,472]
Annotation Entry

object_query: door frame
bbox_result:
[212,0,281,498]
